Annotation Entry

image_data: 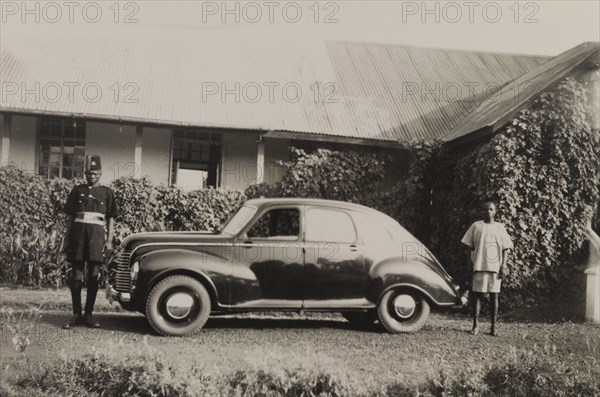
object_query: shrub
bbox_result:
[7,352,348,397]
[484,346,600,397]
[366,140,440,243]
[0,167,57,236]
[227,369,346,397]
[278,147,389,203]
[0,172,246,286]
[14,354,191,397]
[171,188,246,232]
[245,182,278,199]
[3,344,598,397]
[111,177,246,239]
[111,177,166,241]
[0,229,67,287]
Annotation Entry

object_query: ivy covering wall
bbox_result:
[431,77,600,305]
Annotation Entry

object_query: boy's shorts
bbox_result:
[472,271,501,293]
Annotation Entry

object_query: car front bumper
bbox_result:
[106,284,131,303]
[450,291,469,308]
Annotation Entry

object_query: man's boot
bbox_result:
[84,313,101,328]
[63,278,84,329]
[84,272,101,328]
[62,313,84,329]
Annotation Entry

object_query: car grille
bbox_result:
[114,250,132,292]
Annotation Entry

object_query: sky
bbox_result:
[1,1,599,56]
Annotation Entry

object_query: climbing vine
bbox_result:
[432,77,600,304]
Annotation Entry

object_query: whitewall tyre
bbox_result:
[378,289,430,333]
[146,275,211,336]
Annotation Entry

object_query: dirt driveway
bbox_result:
[1,288,599,388]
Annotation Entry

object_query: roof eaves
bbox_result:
[443,42,600,144]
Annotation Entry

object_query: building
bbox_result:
[1,27,597,190]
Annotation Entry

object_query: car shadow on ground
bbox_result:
[37,312,385,336]
[205,316,382,332]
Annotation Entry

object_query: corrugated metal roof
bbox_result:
[325,41,548,141]
[1,26,549,142]
[445,42,600,142]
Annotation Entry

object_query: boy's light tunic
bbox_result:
[461,221,514,273]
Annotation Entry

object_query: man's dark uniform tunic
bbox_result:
[64,184,118,262]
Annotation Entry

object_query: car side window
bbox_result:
[351,211,394,247]
[305,208,357,243]
[245,208,300,239]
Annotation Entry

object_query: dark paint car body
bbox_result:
[107,198,462,335]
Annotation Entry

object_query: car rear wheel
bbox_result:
[342,311,378,328]
[378,289,430,333]
[146,275,211,336]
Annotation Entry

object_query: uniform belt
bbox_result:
[74,212,105,225]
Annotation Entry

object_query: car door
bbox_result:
[230,205,304,308]
[302,206,370,308]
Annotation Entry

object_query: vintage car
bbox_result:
[107,198,462,336]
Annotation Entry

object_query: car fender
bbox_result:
[368,257,460,306]
[132,248,230,309]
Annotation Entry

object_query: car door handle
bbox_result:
[241,241,254,248]
[349,244,358,252]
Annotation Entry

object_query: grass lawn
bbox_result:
[1,286,599,394]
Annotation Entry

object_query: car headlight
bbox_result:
[131,261,139,283]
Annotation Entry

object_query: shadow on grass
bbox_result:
[501,302,587,324]
[444,296,588,325]
[35,312,385,336]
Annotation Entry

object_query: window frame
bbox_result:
[171,128,222,188]
[221,205,258,236]
[37,117,86,179]
[239,205,303,242]
[350,210,396,247]
[304,206,359,244]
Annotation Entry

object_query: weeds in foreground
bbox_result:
[0,339,598,397]
[1,306,45,389]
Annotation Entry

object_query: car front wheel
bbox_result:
[146,275,211,336]
[377,289,430,333]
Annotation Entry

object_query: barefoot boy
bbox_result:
[461,202,513,336]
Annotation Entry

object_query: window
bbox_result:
[38,118,86,179]
[305,208,357,243]
[351,211,394,247]
[246,208,300,240]
[222,206,257,236]
[172,128,221,189]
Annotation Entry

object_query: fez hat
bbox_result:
[85,155,102,172]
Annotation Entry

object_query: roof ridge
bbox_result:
[326,39,554,59]
[4,23,555,59]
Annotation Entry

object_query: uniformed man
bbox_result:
[62,155,118,329]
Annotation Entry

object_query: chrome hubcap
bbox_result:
[393,294,416,319]
[165,292,194,319]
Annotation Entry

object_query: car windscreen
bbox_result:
[221,206,257,236]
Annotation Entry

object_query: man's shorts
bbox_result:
[472,271,501,293]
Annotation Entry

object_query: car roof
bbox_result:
[244,198,389,219]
